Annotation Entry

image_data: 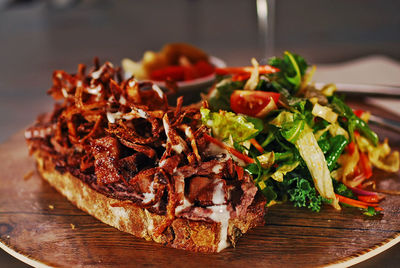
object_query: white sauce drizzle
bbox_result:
[87,84,102,95]
[128,79,136,88]
[61,88,69,98]
[171,143,185,154]
[159,159,167,167]
[208,205,231,252]
[212,182,225,205]
[152,84,164,99]
[107,111,141,123]
[108,96,115,102]
[175,198,192,215]
[142,181,155,203]
[207,142,228,155]
[119,95,127,105]
[106,112,122,124]
[212,164,223,174]
[163,115,185,154]
[152,202,160,209]
[136,108,148,119]
[122,114,134,120]
[91,66,105,79]
[163,116,170,134]
[184,126,192,138]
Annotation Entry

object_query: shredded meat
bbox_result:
[26,58,263,238]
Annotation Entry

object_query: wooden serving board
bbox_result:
[0,131,399,268]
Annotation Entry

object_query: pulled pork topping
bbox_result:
[25,58,261,243]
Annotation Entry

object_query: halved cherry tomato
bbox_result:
[353,109,364,118]
[230,90,280,118]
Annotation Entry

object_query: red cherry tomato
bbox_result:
[230,90,280,117]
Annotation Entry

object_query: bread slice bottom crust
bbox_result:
[35,153,266,252]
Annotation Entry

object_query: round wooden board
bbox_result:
[0,132,399,268]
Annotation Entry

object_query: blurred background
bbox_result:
[0,0,399,267]
[1,0,400,142]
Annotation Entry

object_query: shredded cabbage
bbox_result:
[271,162,300,182]
[300,65,316,92]
[295,126,340,209]
[336,147,360,187]
[355,135,400,173]
[244,58,259,91]
[369,139,399,173]
[257,152,275,169]
[312,103,338,124]
[320,83,337,97]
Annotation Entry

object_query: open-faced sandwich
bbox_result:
[25,58,266,253]
[25,51,399,253]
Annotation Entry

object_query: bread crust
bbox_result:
[35,152,266,252]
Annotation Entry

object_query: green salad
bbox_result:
[203,52,399,215]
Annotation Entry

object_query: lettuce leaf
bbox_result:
[201,108,263,142]
[295,125,340,209]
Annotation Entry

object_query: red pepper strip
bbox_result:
[231,73,251,82]
[215,65,280,76]
[359,152,373,179]
[250,138,264,153]
[346,141,356,155]
[235,164,244,181]
[357,195,380,203]
[335,194,382,209]
[203,133,255,164]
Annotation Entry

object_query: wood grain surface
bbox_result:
[0,121,399,267]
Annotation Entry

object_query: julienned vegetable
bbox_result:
[204,51,400,215]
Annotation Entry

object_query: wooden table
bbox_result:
[0,96,399,267]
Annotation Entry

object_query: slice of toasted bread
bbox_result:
[35,152,266,252]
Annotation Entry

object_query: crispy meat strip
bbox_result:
[92,137,124,185]
[163,113,188,155]
[119,138,157,160]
